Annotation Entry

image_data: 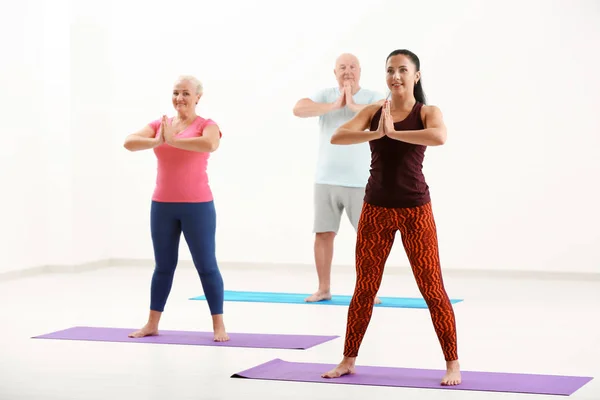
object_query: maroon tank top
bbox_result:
[365,102,430,208]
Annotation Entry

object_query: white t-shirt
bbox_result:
[309,87,385,187]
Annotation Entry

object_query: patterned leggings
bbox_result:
[343,201,458,361]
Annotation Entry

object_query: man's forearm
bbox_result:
[347,103,369,113]
[293,101,336,117]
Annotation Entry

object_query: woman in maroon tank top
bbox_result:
[321,50,461,386]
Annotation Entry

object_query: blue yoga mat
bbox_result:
[190,290,463,309]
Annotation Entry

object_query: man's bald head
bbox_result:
[334,53,361,91]
[335,53,360,68]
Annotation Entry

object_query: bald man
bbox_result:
[293,53,385,303]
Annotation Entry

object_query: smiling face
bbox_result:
[172,79,201,113]
[334,53,361,89]
[385,54,420,96]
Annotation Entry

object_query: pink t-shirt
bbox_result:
[148,116,222,203]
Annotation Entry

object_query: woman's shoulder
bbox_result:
[420,104,442,118]
[365,102,384,116]
[194,115,218,125]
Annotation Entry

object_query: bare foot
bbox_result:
[441,360,461,385]
[212,314,229,342]
[321,358,356,378]
[128,324,158,338]
[305,291,332,302]
[374,296,382,304]
[213,326,229,342]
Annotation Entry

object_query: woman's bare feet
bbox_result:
[212,314,229,342]
[128,324,158,338]
[128,310,161,338]
[441,360,461,385]
[321,357,356,378]
[213,326,229,342]
[305,290,332,302]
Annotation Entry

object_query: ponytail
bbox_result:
[414,79,426,105]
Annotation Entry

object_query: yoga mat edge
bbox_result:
[32,326,339,350]
[191,290,463,309]
[231,358,594,396]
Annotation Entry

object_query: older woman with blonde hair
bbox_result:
[123,75,228,341]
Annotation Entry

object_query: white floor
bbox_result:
[1,262,598,400]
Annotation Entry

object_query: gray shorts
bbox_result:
[313,183,365,233]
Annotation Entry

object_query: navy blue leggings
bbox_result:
[149,200,224,315]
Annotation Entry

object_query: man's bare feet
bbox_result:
[441,360,461,385]
[212,314,229,342]
[305,290,332,302]
[305,292,380,303]
[321,357,356,378]
[128,324,158,338]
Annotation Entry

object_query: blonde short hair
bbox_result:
[176,75,203,95]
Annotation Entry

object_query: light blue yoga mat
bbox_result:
[190,290,463,309]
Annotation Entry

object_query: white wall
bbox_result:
[108,0,600,273]
[1,0,599,275]
[69,0,113,265]
[0,0,111,273]
[0,0,70,274]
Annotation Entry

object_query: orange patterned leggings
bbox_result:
[343,201,458,361]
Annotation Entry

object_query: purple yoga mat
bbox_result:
[32,326,338,350]
[232,358,593,396]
